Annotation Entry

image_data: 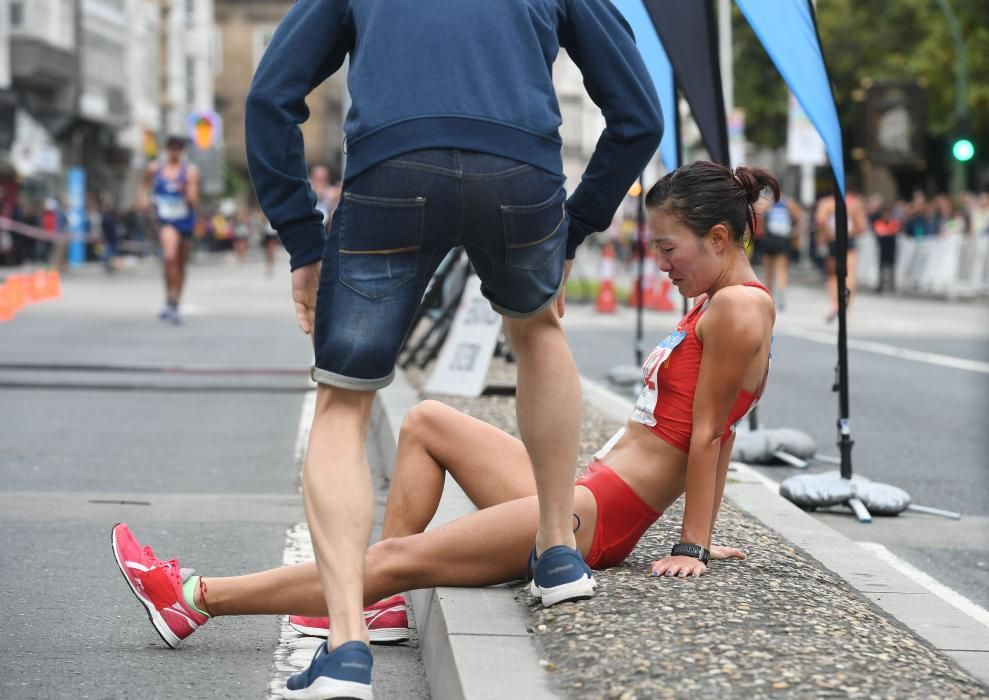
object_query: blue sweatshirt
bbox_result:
[247,0,662,270]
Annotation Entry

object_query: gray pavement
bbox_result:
[562,281,989,614]
[0,256,428,699]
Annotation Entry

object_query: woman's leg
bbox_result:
[203,489,598,617]
[382,400,537,538]
[203,401,545,616]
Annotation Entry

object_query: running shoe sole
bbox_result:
[288,619,409,644]
[282,676,373,700]
[110,524,182,649]
[529,575,597,608]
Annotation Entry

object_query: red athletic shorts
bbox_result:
[575,460,662,569]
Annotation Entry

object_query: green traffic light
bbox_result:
[952,138,975,162]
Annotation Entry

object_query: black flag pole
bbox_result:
[831,177,854,479]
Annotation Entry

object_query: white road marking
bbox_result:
[267,524,322,699]
[856,541,989,632]
[781,326,989,374]
[729,461,782,494]
[268,389,319,699]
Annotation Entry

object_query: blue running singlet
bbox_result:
[153,163,196,235]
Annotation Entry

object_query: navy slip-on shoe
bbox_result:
[283,640,373,700]
[529,545,596,607]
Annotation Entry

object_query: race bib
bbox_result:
[631,329,687,426]
[155,194,189,221]
[766,206,792,237]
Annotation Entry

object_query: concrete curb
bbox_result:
[375,372,560,700]
[581,376,989,687]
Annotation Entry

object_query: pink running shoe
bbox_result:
[111,523,209,648]
[289,595,410,644]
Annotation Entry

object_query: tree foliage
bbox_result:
[734,0,989,156]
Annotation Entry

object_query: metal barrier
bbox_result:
[857,232,989,299]
[0,215,154,258]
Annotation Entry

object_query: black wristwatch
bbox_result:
[671,543,710,565]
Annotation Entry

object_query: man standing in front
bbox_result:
[246,2,661,697]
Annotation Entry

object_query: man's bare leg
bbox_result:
[160,226,180,304]
[304,385,376,648]
[174,238,192,307]
[503,305,582,555]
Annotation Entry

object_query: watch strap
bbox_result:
[671,543,710,565]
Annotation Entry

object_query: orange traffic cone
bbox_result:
[31,270,49,301]
[595,243,618,313]
[17,273,39,305]
[0,283,14,322]
[46,270,62,300]
[649,273,676,311]
[5,275,26,314]
[629,251,658,308]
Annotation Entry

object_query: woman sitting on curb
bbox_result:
[112,160,778,654]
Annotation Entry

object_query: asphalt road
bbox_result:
[0,257,429,699]
[563,283,989,612]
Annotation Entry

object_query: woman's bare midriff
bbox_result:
[598,421,688,515]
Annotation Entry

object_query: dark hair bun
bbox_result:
[734,166,781,206]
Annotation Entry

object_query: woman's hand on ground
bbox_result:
[650,556,707,578]
[709,545,746,561]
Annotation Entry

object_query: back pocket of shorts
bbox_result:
[338,192,425,300]
[501,188,567,271]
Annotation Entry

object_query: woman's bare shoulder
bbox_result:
[700,286,774,347]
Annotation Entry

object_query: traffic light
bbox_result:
[952,137,974,162]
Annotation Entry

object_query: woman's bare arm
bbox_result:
[651,290,764,576]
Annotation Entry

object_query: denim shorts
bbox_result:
[312,149,569,390]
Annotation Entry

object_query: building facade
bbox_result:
[162,0,216,137]
[2,0,76,189]
[554,50,607,194]
[0,0,217,210]
[214,0,345,185]
[121,0,163,174]
[160,0,220,196]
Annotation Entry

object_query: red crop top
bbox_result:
[629,282,772,453]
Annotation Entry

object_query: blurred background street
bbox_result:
[1,0,987,697]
